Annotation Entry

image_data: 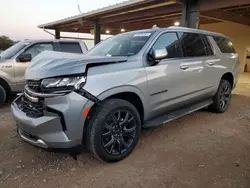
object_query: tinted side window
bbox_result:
[59,42,82,54]
[152,32,183,58]
[23,43,54,59]
[178,32,206,57]
[202,35,214,56]
[213,37,236,53]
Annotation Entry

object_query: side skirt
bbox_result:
[143,99,213,128]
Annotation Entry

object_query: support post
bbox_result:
[181,0,200,29]
[55,30,60,39]
[181,2,187,27]
[94,20,101,45]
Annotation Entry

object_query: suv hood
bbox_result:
[25,51,128,80]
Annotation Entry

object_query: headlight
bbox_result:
[41,76,86,92]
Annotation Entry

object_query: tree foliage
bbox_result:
[0,36,15,51]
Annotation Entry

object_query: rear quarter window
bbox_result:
[212,37,236,53]
[59,42,83,54]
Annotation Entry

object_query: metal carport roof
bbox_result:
[38,0,250,35]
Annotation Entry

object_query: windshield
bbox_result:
[0,41,29,59]
[87,31,155,57]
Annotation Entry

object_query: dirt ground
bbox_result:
[0,74,250,188]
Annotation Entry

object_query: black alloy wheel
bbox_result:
[102,110,136,155]
[210,79,232,113]
[85,99,141,162]
[219,82,231,109]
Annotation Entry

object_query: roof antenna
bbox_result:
[77,0,82,14]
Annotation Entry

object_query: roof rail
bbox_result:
[168,26,225,37]
[152,24,159,29]
[168,26,190,29]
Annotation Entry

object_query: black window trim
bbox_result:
[145,31,184,62]
[177,32,210,58]
[200,35,208,56]
[16,42,55,62]
[206,35,216,56]
[144,31,219,66]
[200,35,215,57]
[58,41,83,53]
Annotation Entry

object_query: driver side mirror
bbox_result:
[148,48,168,66]
[18,53,32,62]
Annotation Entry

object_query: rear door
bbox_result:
[144,32,207,118]
[58,41,83,54]
[14,42,55,91]
[199,35,221,92]
[177,32,214,95]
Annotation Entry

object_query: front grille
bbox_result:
[19,96,44,118]
[41,86,74,93]
[26,80,41,92]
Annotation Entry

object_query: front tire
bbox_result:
[210,79,232,113]
[0,85,6,107]
[85,99,141,162]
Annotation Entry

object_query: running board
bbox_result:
[143,99,213,128]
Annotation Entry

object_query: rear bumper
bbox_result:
[11,91,91,149]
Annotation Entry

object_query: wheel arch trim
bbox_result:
[221,72,234,88]
[82,85,148,122]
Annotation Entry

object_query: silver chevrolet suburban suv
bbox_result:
[0,39,88,106]
[11,27,239,162]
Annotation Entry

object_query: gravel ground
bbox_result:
[0,74,250,188]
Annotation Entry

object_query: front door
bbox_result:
[144,32,207,119]
[14,42,55,91]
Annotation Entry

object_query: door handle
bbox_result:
[1,65,12,68]
[207,62,214,66]
[180,65,189,70]
[4,65,12,68]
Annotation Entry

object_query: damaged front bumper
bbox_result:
[11,87,99,149]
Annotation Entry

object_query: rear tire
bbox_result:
[85,99,141,162]
[210,79,232,113]
[0,85,6,107]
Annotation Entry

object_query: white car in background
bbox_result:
[0,39,88,106]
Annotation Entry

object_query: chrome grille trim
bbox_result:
[26,80,41,92]
[24,85,67,98]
